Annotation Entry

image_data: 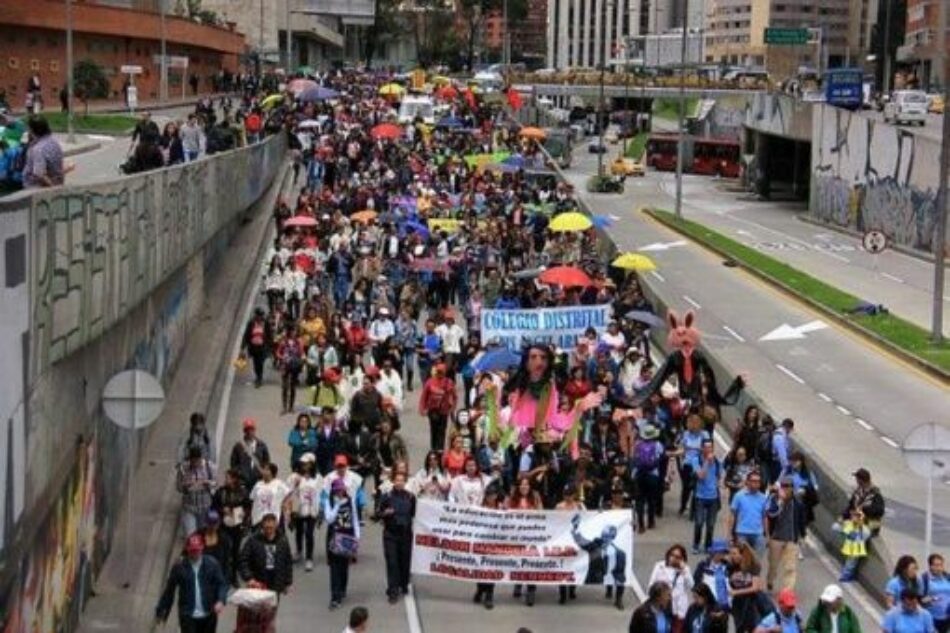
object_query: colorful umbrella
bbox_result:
[502,155,526,168]
[624,310,666,328]
[436,116,464,129]
[288,78,318,95]
[284,215,318,228]
[260,94,284,109]
[432,75,452,86]
[539,266,593,287]
[410,258,451,273]
[351,210,378,224]
[371,123,403,140]
[549,212,592,232]
[611,252,657,271]
[299,86,340,102]
[436,85,459,100]
[378,83,406,97]
[518,126,547,141]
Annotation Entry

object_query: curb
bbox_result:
[796,212,948,266]
[644,207,950,384]
[63,142,101,158]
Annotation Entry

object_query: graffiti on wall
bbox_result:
[0,133,286,633]
[810,104,944,253]
[744,92,812,142]
[0,439,97,633]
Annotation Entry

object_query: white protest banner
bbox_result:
[480,304,611,351]
[410,499,635,586]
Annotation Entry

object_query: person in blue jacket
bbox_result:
[155,534,228,633]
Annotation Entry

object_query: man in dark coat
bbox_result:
[239,514,293,594]
[155,534,228,632]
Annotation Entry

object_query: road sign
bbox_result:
[825,68,864,110]
[120,65,143,75]
[102,369,165,430]
[764,28,810,45]
[152,54,189,69]
[862,230,887,254]
[901,423,950,559]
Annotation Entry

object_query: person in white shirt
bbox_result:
[376,357,404,411]
[286,453,324,570]
[367,307,395,364]
[448,457,491,506]
[648,544,695,627]
[600,321,627,364]
[435,312,465,372]
[250,463,291,527]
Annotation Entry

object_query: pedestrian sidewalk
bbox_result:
[56,133,102,158]
[10,91,239,118]
[76,163,289,633]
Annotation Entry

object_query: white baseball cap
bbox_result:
[820,584,843,603]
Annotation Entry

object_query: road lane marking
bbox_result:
[836,405,852,416]
[880,272,905,283]
[406,584,424,633]
[817,392,833,402]
[855,418,874,431]
[650,270,666,282]
[682,295,702,309]
[775,364,806,384]
[880,436,899,448]
[722,325,745,342]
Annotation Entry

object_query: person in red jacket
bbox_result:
[419,363,457,452]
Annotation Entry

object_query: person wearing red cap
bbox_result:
[754,588,803,633]
[229,418,271,490]
[419,363,457,452]
[155,534,228,632]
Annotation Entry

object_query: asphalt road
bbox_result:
[564,151,950,560]
[862,108,946,143]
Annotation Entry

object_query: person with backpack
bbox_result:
[693,439,723,554]
[843,468,885,538]
[633,425,665,534]
[765,478,807,592]
[754,588,803,633]
[178,412,212,462]
[804,584,864,633]
[177,445,218,537]
[756,416,777,485]
[769,419,794,485]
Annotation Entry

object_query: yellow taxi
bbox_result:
[929,94,945,114]
[610,156,645,177]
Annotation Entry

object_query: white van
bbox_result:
[397,96,435,125]
[883,90,928,126]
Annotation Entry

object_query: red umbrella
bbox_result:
[284,215,318,228]
[436,85,459,100]
[371,123,403,140]
[539,266,593,287]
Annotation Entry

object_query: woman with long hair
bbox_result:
[727,541,766,633]
[885,555,921,608]
[648,544,695,633]
[408,450,451,500]
[507,475,543,606]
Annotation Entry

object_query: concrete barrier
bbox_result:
[0,132,287,633]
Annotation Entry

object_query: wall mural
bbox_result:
[744,92,812,142]
[0,134,285,633]
[810,104,944,253]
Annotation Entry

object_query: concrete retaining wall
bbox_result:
[810,104,948,255]
[0,132,287,633]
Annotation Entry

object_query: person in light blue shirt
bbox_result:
[729,471,768,559]
[769,418,794,484]
[882,588,936,633]
[692,440,722,554]
[921,554,950,633]
[676,411,712,516]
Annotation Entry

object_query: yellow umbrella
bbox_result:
[379,83,406,96]
[261,94,284,109]
[611,252,657,271]
[519,126,547,141]
[432,75,452,86]
[549,212,592,232]
[351,210,378,224]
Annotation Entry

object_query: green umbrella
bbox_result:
[296,66,315,76]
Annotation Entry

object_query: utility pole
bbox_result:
[598,60,606,176]
[285,0,292,73]
[932,3,949,343]
[159,0,167,102]
[65,0,75,143]
[674,0,688,218]
[882,0,893,94]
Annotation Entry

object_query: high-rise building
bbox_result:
[704,0,877,78]
[897,0,949,89]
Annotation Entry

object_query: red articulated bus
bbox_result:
[645,135,741,178]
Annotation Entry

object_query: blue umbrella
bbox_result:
[436,116,465,129]
[592,215,613,229]
[405,220,430,237]
[624,310,666,329]
[298,86,340,102]
[502,155,526,168]
[473,348,522,372]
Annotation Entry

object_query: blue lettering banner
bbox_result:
[480,304,611,351]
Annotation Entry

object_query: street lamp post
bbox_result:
[932,41,949,343]
[285,0,293,74]
[674,0,689,219]
[159,0,167,102]
[65,0,75,143]
[598,61,606,176]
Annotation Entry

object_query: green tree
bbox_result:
[457,0,527,71]
[364,0,402,68]
[72,60,110,115]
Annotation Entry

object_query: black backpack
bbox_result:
[756,427,775,463]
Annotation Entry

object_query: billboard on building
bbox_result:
[298,0,375,25]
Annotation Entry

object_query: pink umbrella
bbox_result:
[284,215,318,228]
[288,78,318,95]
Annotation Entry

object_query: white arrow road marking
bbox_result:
[759,320,828,341]
[637,240,687,252]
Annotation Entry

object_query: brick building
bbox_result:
[897,0,949,90]
[0,0,246,107]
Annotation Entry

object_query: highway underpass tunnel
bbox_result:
[748,130,811,202]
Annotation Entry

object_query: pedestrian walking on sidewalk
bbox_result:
[287,453,323,571]
[325,478,361,610]
[230,418,270,490]
[379,471,415,603]
[242,308,273,388]
[176,445,217,537]
[155,534,228,633]
[766,478,806,592]
[239,513,293,595]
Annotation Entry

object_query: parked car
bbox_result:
[883,90,928,126]
[610,157,645,177]
[588,140,608,154]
